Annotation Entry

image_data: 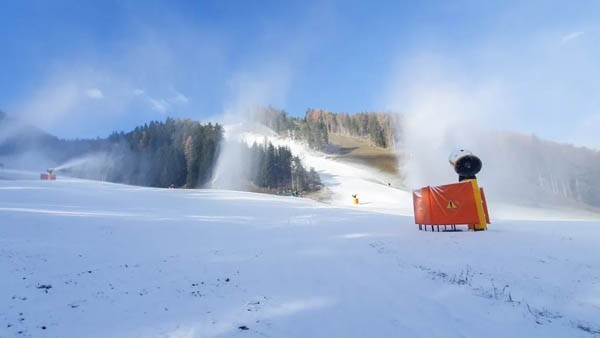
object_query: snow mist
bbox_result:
[385,58,531,205]
[53,152,116,180]
[210,119,258,190]
[210,64,291,190]
[387,62,590,207]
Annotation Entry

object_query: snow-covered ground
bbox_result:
[1,168,600,338]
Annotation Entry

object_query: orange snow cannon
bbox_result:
[40,168,57,180]
[413,180,489,231]
[413,149,490,231]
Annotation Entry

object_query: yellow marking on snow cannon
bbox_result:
[446,200,458,209]
[469,179,488,231]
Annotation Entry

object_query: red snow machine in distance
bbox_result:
[40,168,57,180]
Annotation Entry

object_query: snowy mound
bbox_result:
[1,170,599,337]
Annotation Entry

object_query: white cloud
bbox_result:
[85,88,104,99]
[147,97,169,113]
[132,89,178,113]
[561,31,584,44]
[173,91,189,104]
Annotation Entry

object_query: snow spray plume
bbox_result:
[52,152,117,181]
[387,59,600,207]
[0,112,62,171]
[208,0,330,190]
[211,65,291,190]
[386,58,536,204]
[210,120,258,190]
[391,80,502,188]
[210,108,280,190]
[0,151,57,172]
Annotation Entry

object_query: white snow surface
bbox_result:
[1,167,600,338]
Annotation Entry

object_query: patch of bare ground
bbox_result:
[326,134,401,175]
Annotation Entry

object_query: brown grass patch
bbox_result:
[326,134,399,174]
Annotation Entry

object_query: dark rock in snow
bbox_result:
[36,284,52,293]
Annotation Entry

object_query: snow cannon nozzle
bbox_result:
[47,168,54,175]
[448,149,482,182]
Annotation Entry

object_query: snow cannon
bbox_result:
[40,168,57,180]
[448,149,482,182]
[352,194,359,205]
[412,150,489,232]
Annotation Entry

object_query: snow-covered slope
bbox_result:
[1,171,600,337]
[225,123,600,220]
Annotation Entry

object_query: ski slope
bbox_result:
[227,123,600,220]
[225,123,414,214]
[1,170,600,337]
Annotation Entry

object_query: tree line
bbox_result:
[62,118,223,188]
[255,106,396,149]
[305,109,397,148]
[254,106,329,150]
[248,141,321,193]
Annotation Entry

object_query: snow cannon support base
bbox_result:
[413,179,489,231]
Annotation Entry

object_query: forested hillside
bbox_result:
[305,109,397,148]
[480,132,600,208]
[0,115,320,193]
[255,106,329,150]
[98,118,222,188]
[255,106,397,149]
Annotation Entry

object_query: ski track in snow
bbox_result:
[1,132,600,337]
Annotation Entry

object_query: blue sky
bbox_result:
[0,0,599,149]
